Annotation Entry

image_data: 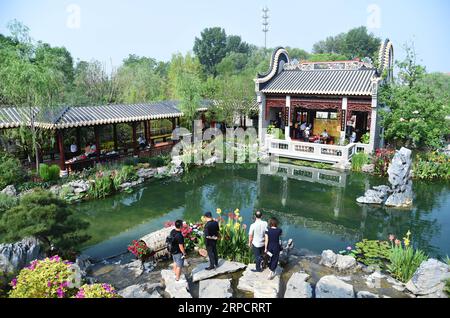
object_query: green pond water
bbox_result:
[77,162,450,261]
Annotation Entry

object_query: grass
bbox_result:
[351,152,369,172]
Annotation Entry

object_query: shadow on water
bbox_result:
[76,162,450,260]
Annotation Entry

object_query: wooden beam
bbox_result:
[144,121,149,142]
[57,130,65,171]
[148,120,153,146]
[172,117,176,131]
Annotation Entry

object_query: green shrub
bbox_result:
[0,189,90,254]
[0,152,25,189]
[413,152,450,180]
[88,173,114,199]
[360,132,370,144]
[351,152,369,172]
[445,279,450,296]
[39,164,60,182]
[74,283,120,298]
[9,256,81,298]
[0,193,18,217]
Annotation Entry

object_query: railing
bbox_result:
[266,135,357,163]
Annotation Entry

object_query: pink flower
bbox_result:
[346,246,352,251]
[388,234,395,241]
[10,278,17,287]
[395,239,401,246]
[56,287,65,298]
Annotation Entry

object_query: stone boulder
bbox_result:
[1,185,17,196]
[385,147,413,207]
[320,250,337,267]
[357,291,379,298]
[279,239,294,266]
[161,269,191,298]
[357,189,386,204]
[67,180,90,194]
[315,275,355,298]
[137,168,155,179]
[237,264,282,298]
[335,255,357,271]
[118,282,163,298]
[191,259,246,282]
[75,254,92,278]
[0,237,44,274]
[405,259,450,298]
[199,279,233,298]
[284,272,312,298]
[361,164,375,174]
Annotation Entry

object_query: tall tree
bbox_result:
[193,27,228,77]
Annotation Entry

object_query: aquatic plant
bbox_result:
[74,283,120,298]
[351,152,369,172]
[352,239,392,268]
[387,231,428,283]
[9,256,81,298]
[413,151,450,180]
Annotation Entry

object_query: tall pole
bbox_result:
[262,6,269,49]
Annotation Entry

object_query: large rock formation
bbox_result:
[0,237,44,274]
[405,259,450,298]
[118,282,163,298]
[357,147,413,208]
[315,275,355,298]
[319,250,357,271]
[161,269,191,298]
[385,147,413,207]
[1,185,17,197]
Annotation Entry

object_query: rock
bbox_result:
[335,255,357,271]
[332,161,351,171]
[405,259,450,298]
[203,156,218,166]
[75,254,92,277]
[361,164,375,174]
[171,156,183,168]
[137,168,155,179]
[156,166,168,176]
[365,271,385,289]
[357,291,379,298]
[279,239,294,266]
[372,185,392,195]
[385,147,413,207]
[119,182,132,190]
[284,272,312,298]
[49,185,63,196]
[315,275,355,298]
[356,189,385,204]
[161,269,191,298]
[237,264,282,298]
[68,180,90,193]
[122,260,144,278]
[319,250,337,268]
[199,279,233,298]
[191,259,247,282]
[1,185,17,196]
[118,283,162,298]
[0,237,44,274]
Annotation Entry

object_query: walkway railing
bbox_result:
[266,135,357,163]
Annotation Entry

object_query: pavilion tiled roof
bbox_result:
[261,68,377,96]
[0,100,212,129]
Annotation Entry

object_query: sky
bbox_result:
[0,0,449,73]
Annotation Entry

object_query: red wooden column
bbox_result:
[57,130,65,171]
[112,124,118,151]
[131,122,138,155]
[94,126,101,161]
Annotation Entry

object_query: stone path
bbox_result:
[284,272,312,298]
[199,279,233,298]
[118,283,163,298]
[191,259,246,282]
[237,264,282,298]
[161,269,192,298]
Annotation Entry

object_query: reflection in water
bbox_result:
[77,163,450,260]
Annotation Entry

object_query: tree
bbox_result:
[379,43,449,150]
[193,27,228,77]
[312,26,381,60]
[0,189,90,255]
[226,35,250,55]
[167,53,203,99]
[176,72,202,130]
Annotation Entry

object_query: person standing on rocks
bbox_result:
[203,211,220,270]
[169,220,187,281]
[248,211,268,272]
[265,217,282,280]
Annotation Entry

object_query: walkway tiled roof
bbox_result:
[261,69,377,96]
[0,100,211,129]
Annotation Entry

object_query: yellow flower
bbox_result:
[403,237,410,247]
[406,230,411,237]
[234,223,240,230]
[238,217,243,222]
[234,208,240,215]
[216,208,222,215]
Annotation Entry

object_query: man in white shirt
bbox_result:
[70,143,78,154]
[248,211,268,272]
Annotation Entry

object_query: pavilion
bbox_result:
[0,100,211,174]
[254,39,394,163]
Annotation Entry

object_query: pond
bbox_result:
[77,162,450,261]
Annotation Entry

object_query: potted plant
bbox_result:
[127,240,153,262]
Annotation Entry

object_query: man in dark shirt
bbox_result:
[203,211,220,270]
[170,220,187,281]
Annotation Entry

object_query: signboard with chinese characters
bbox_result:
[340,110,346,131]
[284,107,290,127]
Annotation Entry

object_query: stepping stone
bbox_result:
[161,269,191,298]
[191,259,246,282]
[237,264,282,298]
[284,272,312,298]
[315,275,355,298]
[199,279,233,298]
[118,283,162,298]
